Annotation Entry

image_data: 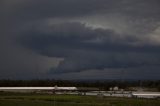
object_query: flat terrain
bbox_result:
[0,92,160,106]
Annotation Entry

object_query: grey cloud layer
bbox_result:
[2,0,160,21]
[1,0,160,79]
[18,22,160,74]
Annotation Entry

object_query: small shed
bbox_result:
[113,86,119,91]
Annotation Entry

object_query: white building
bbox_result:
[113,86,119,91]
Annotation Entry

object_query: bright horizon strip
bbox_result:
[132,93,160,96]
[0,87,77,90]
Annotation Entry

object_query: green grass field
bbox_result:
[0,92,160,106]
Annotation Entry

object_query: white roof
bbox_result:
[132,92,160,96]
[0,87,77,90]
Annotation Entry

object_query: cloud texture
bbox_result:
[0,0,160,79]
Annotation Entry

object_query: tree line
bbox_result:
[0,79,160,91]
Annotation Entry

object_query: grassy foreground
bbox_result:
[0,92,160,106]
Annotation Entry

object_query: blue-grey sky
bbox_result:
[0,0,160,80]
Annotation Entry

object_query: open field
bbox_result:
[0,92,160,106]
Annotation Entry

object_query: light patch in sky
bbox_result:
[148,25,160,45]
[72,14,129,35]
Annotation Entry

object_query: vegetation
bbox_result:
[0,79,160,91]
[0,92,160,106]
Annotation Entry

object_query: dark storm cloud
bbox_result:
[19,22,160,53]
[2,0,160,21]
[18,22,160,74]
[1,0,160,79]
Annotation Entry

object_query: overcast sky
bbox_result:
[0,0,160,80]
